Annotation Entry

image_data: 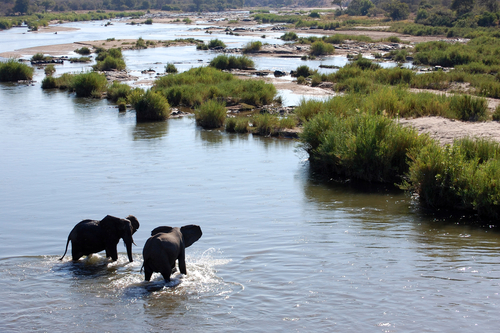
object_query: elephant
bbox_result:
[142,225,202,282]
[60,215,140,262]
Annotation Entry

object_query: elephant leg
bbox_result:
[106,246,118,261]
[160,261,172,283]
[144,264,153,282]
[71,248,83,261]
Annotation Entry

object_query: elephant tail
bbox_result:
[59,235,71,260]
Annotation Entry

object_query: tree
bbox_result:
[450,0,474,16]
[13,0,30,14]
[332,0,349,10]
[346,0,374,15]
[384,0,410,20]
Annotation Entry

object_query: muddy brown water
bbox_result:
[1,19,500,333]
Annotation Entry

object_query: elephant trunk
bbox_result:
[124,233,134,262]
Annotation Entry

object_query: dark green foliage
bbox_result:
[402,138,500,219]
[280,32,298,41]
[107,81,131,102]
[310,41,335,56]
[75,47,91,55]
[41,76,57,89]
[383,0,410,21]
[207,39,226,49]
[144,18,153,24]
[346,0,374,16]
[242,41,262,53]
[165,63,178,73]
[71,72,108,98]
[449,95,488,121]
[209,55,254,70]
[93,53,126,71]
[293,65,318,78]
[301,112,429,183]
[0,59,33,81]
[154,66,275,108]
[44,64,55,76]
[133,89,170,122]
[195,99,226,129]
[225,117,249,133]
[69,57,91,63]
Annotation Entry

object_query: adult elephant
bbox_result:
[142,225,202,282]
[60,215,140,262]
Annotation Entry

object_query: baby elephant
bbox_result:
[142,225,202,282]
[60,215,140,262]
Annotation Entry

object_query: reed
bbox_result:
[107,81,131,102]
[71,72,108,98]
[301,112,430,183]
[310,41,335,56]
[402,137,500,220]
[225,117,250,133]
[209,55,255,70]
[195,99,226,129]
[242,41,262,53]
[133,89,170,122]
[0,59,33,81]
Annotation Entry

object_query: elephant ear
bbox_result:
[100,215,120,233]
[126,215,140,234]
[151,226,174,236]
[181,225,202,248]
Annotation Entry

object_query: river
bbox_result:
[1,16,500,333]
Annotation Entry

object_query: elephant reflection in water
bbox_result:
[60,215,140,262]
[142,225,202,282]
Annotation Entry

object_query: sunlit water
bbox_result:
[1,20,500,333]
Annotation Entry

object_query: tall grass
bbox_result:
[252,113,297,136]
[195,99,226,129]
[402,138,500,219]
[209,55,255,70]
[242,41,263,53]
[226,117,250,133]
[71,72,108,98]
[0,59,34,81]
[310,41,335,56]
[133,89,170,122]
[107,81,131,102]
[154,66,276,108]
[301,112,431,183]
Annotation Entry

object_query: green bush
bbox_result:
[226,117,250,133]
[44,64,56,76]
[449,95,488,121]
[93,55,126,71]
[293,65,317,78]
[402,138,500,219]
[71,72,108,98]
[281,32,299,41]
[41,76,57,89]
[75,47,91,55]
[310,41,335,56]
[133,89,170,122]
[195,99,227,129]
[0,59,34,82]
[301,112,430,183]
[209,55,255,70]
[165,63,178,73]
[207,39,226,49]
[242,41,263,53]
[107,81,131,102]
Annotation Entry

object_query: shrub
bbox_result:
[107,81,131,102]
[209,55,255,70]
[449,95,488,121]
[133,89,170,122]
[301,112,430,183]
[293,65,317,78]
[281,32,299,41]
[93,56,126,71]
[41,76,57,89]
[75,47,91,55]
[135,37,147,49]
[402,138,500,219]
[195,99,226,129]
[165,63,178,73]
[225,117,249,133]
[0,59,34,81]
[252,113,280,136]
[207,39,226,49]
[243,41,262,53]
[310,41,335,56]
[144,18,153,24]
[44,64,55,76]
[71,72,108,98]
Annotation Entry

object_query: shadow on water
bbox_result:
[54,256,118,279]
[133,120,169,140]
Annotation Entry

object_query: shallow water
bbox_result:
[1,20,500,333]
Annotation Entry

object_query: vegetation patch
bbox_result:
[195,99,227,129]
[133,89,171,122]
[0,59,33,82]
[209,55,255,70]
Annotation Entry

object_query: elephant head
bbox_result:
[101,215,140,262]
[150,225,202,248]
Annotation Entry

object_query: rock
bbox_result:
[274,70,287,77]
